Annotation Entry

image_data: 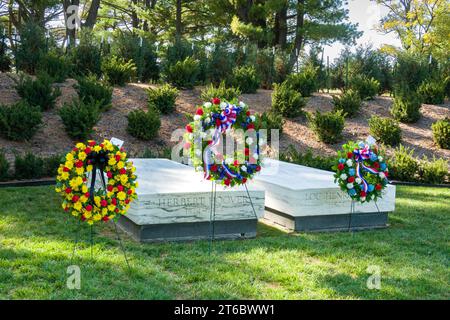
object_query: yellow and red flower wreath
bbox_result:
[55,139,138,225]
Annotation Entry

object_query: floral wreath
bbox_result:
[333,137,389,203]
[184,98,263,187]
[55,139,138,225]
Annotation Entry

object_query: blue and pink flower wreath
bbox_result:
[333,138,389,203]
[184,98,262,187]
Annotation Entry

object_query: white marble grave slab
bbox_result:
[254,158,396,217]
[126,158,265,225]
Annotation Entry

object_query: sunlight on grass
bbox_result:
[0,185,449,299]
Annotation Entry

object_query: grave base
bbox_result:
[264,208,388,232]
[117,215,258,242]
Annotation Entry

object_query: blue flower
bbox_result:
[368,184,375,192]
[348,168,356,176]
[380,163,387,170]
[339,158,346,163]
[370,153,378,162]
[358,142,365,148]
[348,189,356,196]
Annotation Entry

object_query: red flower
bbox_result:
[115,208,119,213]
[115,155,121,162]
[244,148,250,156]
[125,199,130,204]
[348,176,355,183]
[375,184,382,191]
[186,124,193,133]
[73,148,78,152]
[212,97,221,105]
[242,178,247,184]
[75,160,83,168]
[256,165,261,172]
[65,188,72,194]
[107,185,113,192]
[100,143,104,148]
[247,123,255,130]
[196,108,204,116]
[207,140,213,145]
[101,200,108,207]
[85,192,90,198]
[224,179,231,186]
[347,152,353,159]
[102,216,109,222]
[215,119,221,127]
[85,147,91,154]
[89,141,96,147]
[337,163,345,170]
[107,171,113,179]
[127,189,133,195]
[81,215,86,221]
[360,191,367,197]
[246,111,251,116]
[119,168,127,175]
[111,198,117,205]
[211,164,218,172]
[63,167,70,172]
[384,171,389,177]
[233,160,239,166]
[85,205,93,212]
[72,195,80,203]
[373,162,380,169]
[117,185,124,192]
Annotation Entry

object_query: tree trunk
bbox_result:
[83,0,101,28]
[175,0,182,39]
[274,2,287,48]
[289,0,304,70]
[63,0,79,48]
[131,0,139,29]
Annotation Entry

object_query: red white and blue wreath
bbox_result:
[184,98,263,187]
[333,137,389,203]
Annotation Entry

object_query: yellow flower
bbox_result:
[117,161,125,169]
[94,196,101,207]
[69,176,83,189]
[74,202,82,211]
[76,167,84,175]
[84,211,92,219]
[120,175,128,184]
[66,153,74,162]
[80,195,88,203]
[87,220,94,225]
[101,208,108,216]
[71,211,79,217]
[61,172,69,180]
[86,165,93,172]
[93,214,102,221]
[78,151,87,161]
[117,191,126,201]
[57,167,63,175]
[65,161,74,169]
[108,157,117,166]
[76,143,86,150]
[108,204,116,212]
[135,181,139,188]
[93,145,102,152]
[82,185,88,194]
[55,187,61,193]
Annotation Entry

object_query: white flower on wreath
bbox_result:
[347,183,354,189]
[378,156,383,162]
[340,173,348,180]
[379,172,386,179]
[225,157,234,165]
[239,101,246,108]
[195,149,202,157]
[360,196,366,202]
[220,102,227,110]
[194,114,201,121]
[196,166,203,172]
[204,102,212,108]
[253,153,259,160]
[355,177,362,184]
[250,115,256,122]
[204,117,211,124]
[241,165,247,172]
[246,137,254,145]
[346,159,353,167]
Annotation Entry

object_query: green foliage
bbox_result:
[147,84,179,114]
[307,110,345,144]
[15,73,61,111]
[164,57,199,89]
[43,154,64,177]
[417,80,446,105]
[37,52,73,83]
[368,115,401,146]
[419,156,448,184]
[110,32,159,82]
[75,75,113,112]
[102,55,137,86]
[230,65,260,94]
[255,48,275,89]
[391,88,422,123]
[286,64,318,97]
[280,145,335,171]
[0,150,10,181]
[349,74,380,100]
[70,30,102,77]
[271,82,306,118]
[165,39,193,66]
[0,101,42,141]
[0,27,11,72]
[58,99,101,140]
[394,52,430,91]
[14,152,44,180]
[389,144,419,182]
[15,22,46,74]
[332,89,362,117]
[127,108,161,140]
[141,147,172,159]
[206,45,234,85]
[200,81,241,102]
[431,118,450,149]
[259,111,284,140]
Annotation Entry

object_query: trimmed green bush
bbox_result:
[59,99,101,140]
[127,108,161,140]
[285,64,318,97]
[15,22,46,74]
[231,65,260,94]
[271,82,306,118]
[332,89,362,118]
[419,156,448,184]
[349,74,380,100]
[15,73,61,111]
[165,57,199,89]
[43,154,64,177]
[70,30,102,77]
[205,44,234,86]
[259,111,284,140]
[147,84,179,114]
[0,150,9,181]
[389,144,419,182]
[368,115,401,146]
[394,51,429,91]
[0,101,42,141]
[102,56,137,86]
[14,152,44,180]
[37,52,73,83]
[307,110,345,144]
[280,145,335,171]
[418,81,446,105]
[431,118,450,149]
[391,88,422,123]
[200,81,241,102]
[75,75,113,112]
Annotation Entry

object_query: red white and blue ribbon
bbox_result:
[353,144,382,193]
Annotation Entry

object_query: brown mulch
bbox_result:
[0,72,449,166]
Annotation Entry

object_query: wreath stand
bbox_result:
[347,199,382,233]
[69,167,131,271]
[208,181,259,254]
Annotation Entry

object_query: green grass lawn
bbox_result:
[0,185,449,299]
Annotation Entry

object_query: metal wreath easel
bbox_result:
[208,181,259,254]
[347,199,382,233]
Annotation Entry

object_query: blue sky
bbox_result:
[321,0,402,61]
